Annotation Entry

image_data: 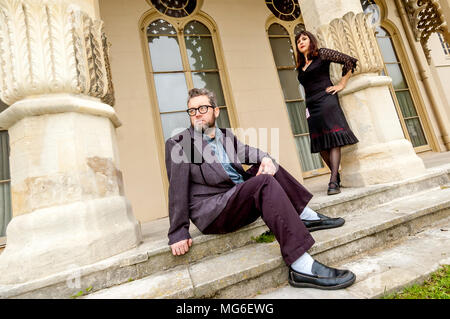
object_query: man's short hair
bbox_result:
[187,88,217,107]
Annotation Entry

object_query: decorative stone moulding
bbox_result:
[403,0,450,62]
[0,0,115,106]
[316,11,385,83]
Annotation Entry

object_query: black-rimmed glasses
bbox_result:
[186,105,216,116]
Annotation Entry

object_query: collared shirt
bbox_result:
[203,128,244,184]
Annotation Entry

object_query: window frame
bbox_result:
[361,0,439,153]
[0,129,11,247]
[375,24,434,153]
[139,10,238,196]
[265,16,329,179]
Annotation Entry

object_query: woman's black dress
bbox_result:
[297,48,359,153]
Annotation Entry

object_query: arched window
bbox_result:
[361,0,430,150]
[267,22,325,176]
[375,26,428,148]
[145,17,231,141]
[0,129,11,242]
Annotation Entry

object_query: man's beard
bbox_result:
[193,117,216,134]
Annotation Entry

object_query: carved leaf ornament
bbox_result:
[316,11,384,82]
[0,0,115,106]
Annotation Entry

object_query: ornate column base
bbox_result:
[339,74,426,187]
[0,94,142,284]
[0,196,141,284]
[341,139,426,187]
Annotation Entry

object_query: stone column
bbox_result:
[0,0,141,284]
[298,0,426,187]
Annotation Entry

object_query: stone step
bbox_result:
[254,218,450,299]
[308,165,450,218]
[2,167,448,298]
[82,186,450,299]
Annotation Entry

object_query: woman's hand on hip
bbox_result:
[326,83,344,95]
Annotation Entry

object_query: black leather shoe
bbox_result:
[327,181,341,195]
[288,260,356,290]
[302,213,345,232]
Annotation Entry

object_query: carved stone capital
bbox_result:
[316,11,384,83]
[0,0,115,106]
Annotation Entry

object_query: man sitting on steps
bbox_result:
[165,88,356,290]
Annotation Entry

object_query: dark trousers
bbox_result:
[203,165,315,265]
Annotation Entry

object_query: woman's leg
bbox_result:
[319,150,331,169]
[329,147,341,184]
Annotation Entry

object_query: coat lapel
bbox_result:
[220,128,245,173]
[189,127,232,183]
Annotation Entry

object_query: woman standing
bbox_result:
[296,31,359,195]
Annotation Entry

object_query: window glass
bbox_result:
[148,36,184,72]
[377,37,398,63]
[0,131,11,238]
[160,112,191,142]
[185,36,218,70]
[269,37,296,67]
[184,20,210,35]
[147,19,177,35]
[286,101,308,135]
[396,91,418,118]
[385,64,408,90]
[150,0,197,18]
[192,72,225,106]
[405,118,427,147]
[265,0,301,21]
[216,108,231,128]
[154,73,189,112]
[278,69,302,100]
[294,23,305,36]
[294,136,324,171]
[268,23,289,36]
[375,26,388,37]
[146,16,232,142]
[147,20,183,72]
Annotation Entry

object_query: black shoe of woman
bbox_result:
[327,181,341,195]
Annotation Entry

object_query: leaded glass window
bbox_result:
[267,23,324,173]
[146,19,231,141]
[265,0,301,22]
[150,0,197,18]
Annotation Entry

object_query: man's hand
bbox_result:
[170,238,193,256]
[256,157,277,176]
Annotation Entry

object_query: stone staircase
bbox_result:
[1,164,449,299]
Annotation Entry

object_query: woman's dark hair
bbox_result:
[295,31,320,70]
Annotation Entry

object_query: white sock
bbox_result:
[291,252,315,275]
[300,206,320,221]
